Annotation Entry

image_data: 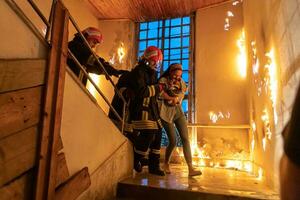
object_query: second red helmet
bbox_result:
[82,27,103,44]
[142,46,163,64]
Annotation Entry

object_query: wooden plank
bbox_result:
[0,126,38,186]
[0,170,34,200]
[0,86,42,140]
[0,59,46,93]
[55,167,91,200]
[55,153,69,187]
[87,0,229,21]
[34,1,69,199]
[57,135,63,151]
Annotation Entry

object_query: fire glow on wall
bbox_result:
[87,44,126,99]
[237,29,247,79]
[178,39,278,180]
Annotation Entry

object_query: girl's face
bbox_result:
[170,69,182,82]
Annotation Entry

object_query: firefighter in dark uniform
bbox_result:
[128,46,165,176]
[108,71,134,134]
[67,27,125,85]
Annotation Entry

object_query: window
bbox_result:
[138,16,195,147]
[138,16,193,117]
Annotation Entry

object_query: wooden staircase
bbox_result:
[0,58,91,200]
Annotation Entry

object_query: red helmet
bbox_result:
[142,46,163,63]
[82,27,103,44]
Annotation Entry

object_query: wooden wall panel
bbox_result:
[0,170,34,200]
[0,59,46,93]
[87,0,230,21]
[55,167,91,200]
[0,126,38,187]
[57,135,64,151]
[0,86,43,140]
[55,153,69,187]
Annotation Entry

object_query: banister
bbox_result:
[27,0,51,27]
[68,49,124,123]
[5,0,50,46]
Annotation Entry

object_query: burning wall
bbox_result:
[191,0,300,191]
[192,1,252,173]
[243,0,300,190]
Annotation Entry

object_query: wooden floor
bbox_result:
[117,164,279,200]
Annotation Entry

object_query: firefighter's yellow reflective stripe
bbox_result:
[147,85,156,97]
[134,147,148,156]
[143,98,150,107]
[133,124,158,129]
[142,111,148,120]
[151,149,160,154]
[142,111,146,120]
[132,120,159,129]
[157,119,163,128]
[147,85,153,97]
[150,85,156,97]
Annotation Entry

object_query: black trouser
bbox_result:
[133,129,162,169]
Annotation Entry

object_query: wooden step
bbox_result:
[117,182,261,200]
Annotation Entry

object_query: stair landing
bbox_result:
[117,164,279,200]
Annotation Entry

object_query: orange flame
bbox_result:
[236,29,247,78]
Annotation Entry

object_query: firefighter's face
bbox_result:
[149,60,162,71]
[87,38,100,48]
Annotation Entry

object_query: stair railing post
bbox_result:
[34,0,69,199]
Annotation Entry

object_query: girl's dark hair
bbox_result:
[159,63,182,80]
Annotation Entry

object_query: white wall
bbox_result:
[193,1,250,167]
[61,71,130,175]
[0,0,51,58]
[195,2,248,125]
[63,0,99,38]
[61,71,133,199]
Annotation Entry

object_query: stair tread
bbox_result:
[117,165,279,200]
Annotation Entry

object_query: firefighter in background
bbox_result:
[108,70,135,135]
[129,46,165,176]
[67,27,125,85]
